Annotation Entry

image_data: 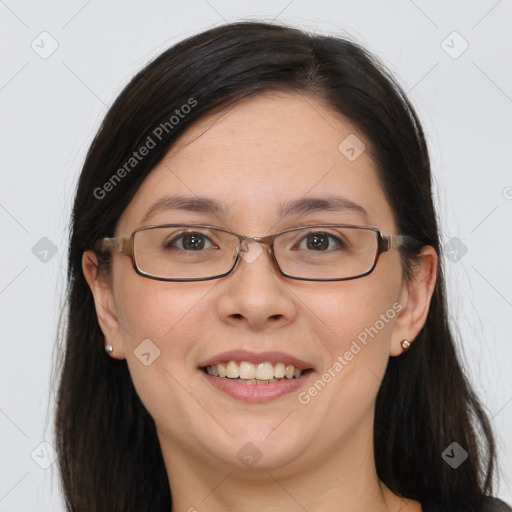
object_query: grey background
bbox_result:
[0,0,511,510]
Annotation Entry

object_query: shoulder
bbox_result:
[476,497,512,512]
[483,498,512,512]
[422,496,512,512]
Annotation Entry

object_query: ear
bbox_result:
[82,251,126,359]
[389,245,438,357]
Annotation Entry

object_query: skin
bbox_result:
[83,91,437,512]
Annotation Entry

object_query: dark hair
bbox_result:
[54,21,502,511]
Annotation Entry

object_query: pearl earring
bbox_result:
[401,339,412,351]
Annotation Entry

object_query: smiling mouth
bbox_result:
[201,360,313,384]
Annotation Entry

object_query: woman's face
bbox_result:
[88,92,429,475]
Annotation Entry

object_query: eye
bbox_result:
[164,231,215,251]
[295,231,347,251]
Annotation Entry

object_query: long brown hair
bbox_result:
[54,21,500,511]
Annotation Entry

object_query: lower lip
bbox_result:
[200,369,315,403]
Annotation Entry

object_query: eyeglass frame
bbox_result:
[93,223,421,282]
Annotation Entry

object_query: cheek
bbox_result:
[293,259,403,411]
[111,275,220,435]
[295,266,402,360]
[114,268,216,345]
[293,283,400,435]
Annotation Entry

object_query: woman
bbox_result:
[54,21,510,511]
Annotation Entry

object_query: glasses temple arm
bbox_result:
[380,234,422,252]
[94,237,132,255]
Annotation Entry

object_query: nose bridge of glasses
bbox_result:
[237,234,275,258]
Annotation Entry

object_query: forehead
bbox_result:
[116,92,395,234]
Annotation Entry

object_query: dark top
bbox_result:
[422,496,511,511]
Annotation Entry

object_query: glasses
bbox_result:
[93,223,420,282]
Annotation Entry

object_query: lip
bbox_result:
[197,350,314,370]
[200,368,315,403]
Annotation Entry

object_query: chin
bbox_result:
[205,424,312,471]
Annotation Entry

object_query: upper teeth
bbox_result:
[205,361,303,380]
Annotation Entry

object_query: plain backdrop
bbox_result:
[0,1,511,510]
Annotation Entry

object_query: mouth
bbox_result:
[201,360,314,384]
[197,350,315,402]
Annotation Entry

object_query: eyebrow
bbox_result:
[141,195,229,223]
[140,194,369,224]
[280,196,369,222]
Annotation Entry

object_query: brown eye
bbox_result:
[165,232,212,251]
[306,233,329,251]
[297,232,345,251]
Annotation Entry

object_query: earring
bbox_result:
[401,339,412,351]
[105,343,114,353]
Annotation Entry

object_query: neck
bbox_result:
[158,417,420,512]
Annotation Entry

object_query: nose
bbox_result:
[215,240,298,330]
